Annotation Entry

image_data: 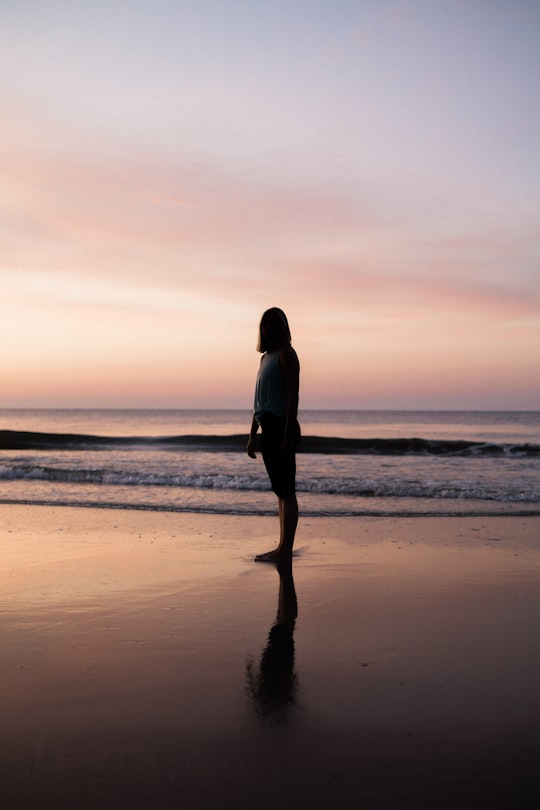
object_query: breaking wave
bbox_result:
[1,429,538,457]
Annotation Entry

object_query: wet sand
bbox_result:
[1,505,539,809]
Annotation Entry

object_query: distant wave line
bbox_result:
[1,429,539,457]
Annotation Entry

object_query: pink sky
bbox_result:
[2,0,539,409]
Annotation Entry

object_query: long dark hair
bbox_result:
[256,307,292,353]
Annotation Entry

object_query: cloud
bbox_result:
[5,114,537,301]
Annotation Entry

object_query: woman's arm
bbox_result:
[247,415,259,458]
[247,355,265,459]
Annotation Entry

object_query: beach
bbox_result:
[1,504,539,809]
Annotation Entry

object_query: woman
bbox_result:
[247,308,300,562]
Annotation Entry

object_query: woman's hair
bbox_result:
[257,307,292,353]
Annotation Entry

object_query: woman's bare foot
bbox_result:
[254,548,292,563]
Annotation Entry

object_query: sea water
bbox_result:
[0,410,539,517]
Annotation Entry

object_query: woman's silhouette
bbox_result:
[247,308,300,562]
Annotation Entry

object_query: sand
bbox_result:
[1,504,539,809]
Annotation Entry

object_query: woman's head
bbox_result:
[257,308,292,353]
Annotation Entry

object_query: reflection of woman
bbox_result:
[247,308,300,562]
[246,560,298,721]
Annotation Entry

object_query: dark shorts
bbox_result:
[259,413,301,499]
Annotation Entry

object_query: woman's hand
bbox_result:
[247,435,257,459]
[247,416,259,459]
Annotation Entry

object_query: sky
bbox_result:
[1,0,539,410]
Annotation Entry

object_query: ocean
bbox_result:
[1,409,539,517]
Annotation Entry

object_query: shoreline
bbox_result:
[2,505,539,808]
[2,497,539,520]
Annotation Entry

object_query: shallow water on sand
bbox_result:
[2,509,539,808]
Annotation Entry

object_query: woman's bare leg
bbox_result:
[279,495,298,556]
[255,495,298,562]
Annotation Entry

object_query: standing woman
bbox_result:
[247,308,301,562]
